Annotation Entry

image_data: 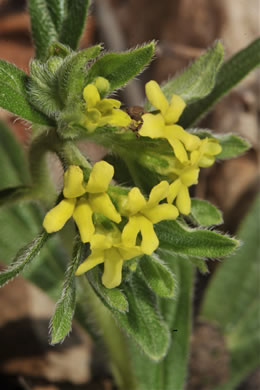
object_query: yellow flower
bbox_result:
[167,166,200,215]
[82,83,131,132]
[43,161,121,242]
[75,228,143,288]
[120,181,179,255]
[139,80,201,163]
[190,137,222,168]
[166,137,222,215]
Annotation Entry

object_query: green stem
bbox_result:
[77,276,137,390]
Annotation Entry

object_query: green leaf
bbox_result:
[201,194,260,390]
[160,41,224,104]
[180,38,260,128]
[28,0,58,60]
[139,255,175,298]
[85,42,155,95]
[0,120,30,190]
[129,254,193,390]
[88,267,129,313]
[0,231,49,287]
[59,0,90,50]
[112,273,171,361]
[156,220,239,258]
[0,60,51,124]
[50,237,83,344]
[46,0,65,33]
[217,134,251,159]
[190,198,223,226]
[58,45,102,106]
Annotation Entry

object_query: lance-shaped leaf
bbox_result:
[28,0,58,60]
[88,267,129,313]
[0,232,49,287]
[0,60,51,124]
[156,220,239,258]
[58,45,102,105]
[50,237,83,344]
[180,38,260,128]
[190,199,223,227]
[129,254,193,390]
[139,255,175,298]
[201,195,260,390]
[59,0,90,50]
[112,273,171,361]
[85,42,155,95]
[216,134,251,160]
[46,0,66,33]
[160,41,224,104]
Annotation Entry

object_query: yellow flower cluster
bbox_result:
[82,77,131,132]
[43,162,178,288]
[139,80,222,215]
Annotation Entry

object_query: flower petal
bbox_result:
[63,165,86,198]
[126,187,146,215]
[147,180,169,208]
[85,161,114,193]
[166,125,200,151]
[75,250,104,275]
[121,216,140,247]
[102,248,123,288]
[164,94,186,124]
[117,245,143,260]
[167,178,182,203]
[139,113,165,138]
[100,109,131,127]
[142,203,179,223]
[83,84,100,108]
[96,98,121,113]
[167,137,188,163]
[176,184,191,215]
[43,198,75,233]
[145,80,169,115]
[89,193,121,223]
[90,234,113,250]
[139,216,159,254]
[73,198,95,243]
[181,168,200,187]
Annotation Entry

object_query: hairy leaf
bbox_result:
[58,45,102,105]
[139,255,175,298]
[28,0,58,60]
[0,231,49,287]
[112,273,171,361]
[0,60,51,124]
[51,237,83,344]
[59,0,90,50]
[88,267,129,313]
[180,38,260,128]
[156,220,239,258]
[190,199,223,226]
[161,41,224,104]
[129,254,193,390]
[85,43,155,95]
[217,134,251,159]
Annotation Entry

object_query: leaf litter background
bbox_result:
[0,0,259,389]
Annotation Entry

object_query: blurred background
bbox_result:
[0,0,259,389]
